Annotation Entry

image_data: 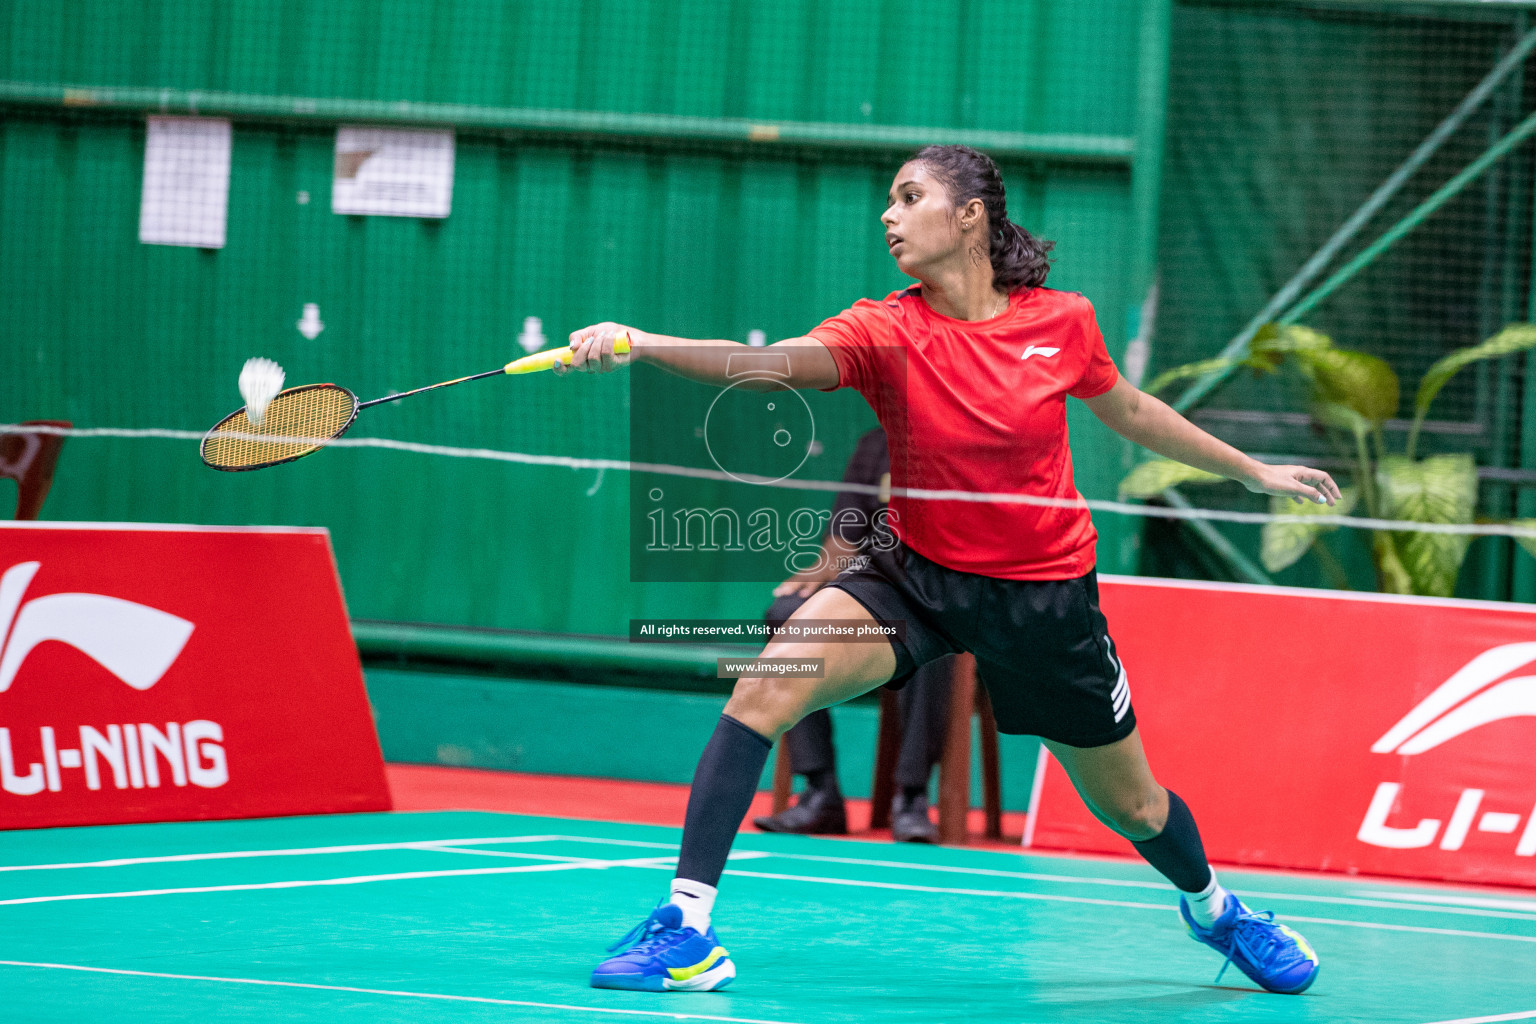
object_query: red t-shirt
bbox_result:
[810,285,1119,580]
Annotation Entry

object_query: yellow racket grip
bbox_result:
[504,329,631,375]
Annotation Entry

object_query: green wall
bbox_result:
[364,667,1044,810]
[3,0,1163,634]
[4,0,1142,131]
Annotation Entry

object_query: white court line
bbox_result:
[1232,889,1536,924]
[421,843,765,865]
[0,961,800,1024]
[11,829,1532,926]
[545,839,1536,924]
[0,835,564,873]
[1274,913,1536,944]
[749,857,1536,922]
[22,850,1524,944]
[538,833,1536,925]
[733,849,1172,891]
[742,851,1536,920]
[1421,1012,1536,1024]
[713,866,1210,911]
[548,835,1531,909]
[422,844,597,860]
[1352,890,1536,914]
[703,866,1536,944]
[542,835,682,851]
[0,856,675,907]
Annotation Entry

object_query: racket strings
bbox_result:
[201,385,358,469]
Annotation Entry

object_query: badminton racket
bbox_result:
[200,331,630,471]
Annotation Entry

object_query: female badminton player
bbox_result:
[562,144,1336,995]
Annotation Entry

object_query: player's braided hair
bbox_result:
[910,144,1054,291]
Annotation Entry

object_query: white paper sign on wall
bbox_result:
[332,127,455,219]
[138,117,232,249]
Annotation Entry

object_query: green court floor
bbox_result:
[2,810,1532,1023]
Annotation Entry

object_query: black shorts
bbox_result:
[827,542,1135,748]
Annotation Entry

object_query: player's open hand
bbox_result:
[1244,463,1342,506]
[558,322,637,374]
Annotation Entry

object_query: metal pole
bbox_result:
[1129,0,1173,314]
[1481,18,1528,599]
[1113,0,1175,575]
[1171,26,1536,413]
[1159,488,1274,585]
[0,80,1135,167]
[1280,107,1536,325]
[1518,38,1536,602]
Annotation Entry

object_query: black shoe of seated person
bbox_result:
[752,784,848,835]
[891,791,939,844]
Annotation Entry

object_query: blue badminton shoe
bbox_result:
[1180,894,1319,994]
[590,902,736,992]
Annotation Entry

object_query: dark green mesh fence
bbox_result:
[1159,3,1528,440]
[1150,0,1536,599]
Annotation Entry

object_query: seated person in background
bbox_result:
[751,428,952,843]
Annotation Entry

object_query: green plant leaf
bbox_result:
[1372,532,1414,595]
[1141,324,1326,399]
[1296,348,1400,426]
[1414,323,1536,421]
[1252,323,1334,355]
[1376,454,1476,597]
[1509,519,1536,561]
[1143,353,1280,395]
[1377,454,1477,523]
[1143,356,1243,396]
[1117,459,1225,500]
[1260,487,1359,573]
[1311,400,1371,436]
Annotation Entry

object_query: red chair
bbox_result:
[1,420,69,519]
[771,653,1003,844]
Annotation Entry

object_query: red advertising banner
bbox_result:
[1028,576,1536,888]
[0,522,390,829]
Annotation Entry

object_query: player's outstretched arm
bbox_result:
[1084,376,1342,506]
[558,322,840,391]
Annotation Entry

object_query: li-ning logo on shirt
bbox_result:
[1020,346,1060,361]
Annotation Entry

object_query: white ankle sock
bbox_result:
[669,877,717,933]
[1182,872,1230,929]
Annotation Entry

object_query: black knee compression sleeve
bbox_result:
[1130,789,1214,893]
[674,714,773,888]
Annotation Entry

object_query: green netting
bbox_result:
[1150,0,1536,599]
[1158,2,1527,439]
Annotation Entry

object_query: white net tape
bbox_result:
[6,422,1536,541]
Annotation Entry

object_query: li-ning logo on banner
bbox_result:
[1358,642,1536,855]
[0,561,227,797]
[0,561,194,693]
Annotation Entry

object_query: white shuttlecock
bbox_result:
[239,357,285,425]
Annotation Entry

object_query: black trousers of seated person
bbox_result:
[765,593,951,793]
